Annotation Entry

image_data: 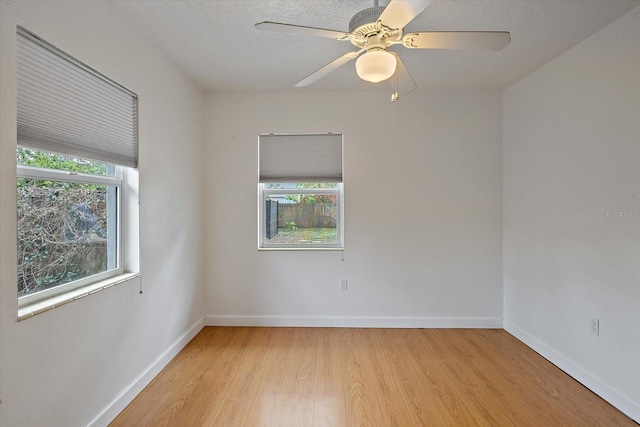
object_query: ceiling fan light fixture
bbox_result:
[355,49,397,83]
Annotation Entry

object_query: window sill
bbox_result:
[17,272,140,321]
[258,247,344,251]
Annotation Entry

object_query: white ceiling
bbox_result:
[109,0,640,93]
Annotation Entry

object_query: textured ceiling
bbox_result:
[109,0,640,93]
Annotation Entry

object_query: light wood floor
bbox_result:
[111,327,636,426]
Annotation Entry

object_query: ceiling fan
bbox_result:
[256,0,510,101]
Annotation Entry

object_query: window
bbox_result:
[16,26,138,313]
[258,133,344,249]
[17,149,123,304]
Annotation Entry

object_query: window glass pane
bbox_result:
[264,192,338,246]
[17,178,118,297]
[266,183,338,189]
[17,146,113,176]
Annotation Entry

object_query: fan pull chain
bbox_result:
[391,66,399,102]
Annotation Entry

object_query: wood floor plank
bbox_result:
[110,327,636,427]
[377,328,472,426]
[313,328,346,427]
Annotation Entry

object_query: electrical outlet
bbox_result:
[340,279,348,291]
[590,318,599,336]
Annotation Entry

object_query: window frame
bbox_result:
[258,184,344,250]
[17,159,125,308]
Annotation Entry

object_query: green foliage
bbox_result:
[286,221,297,230]
[295,183,337,204]
[17,147,107,174]
[272,227,337,245]
[17,147,108,190]
[266,183,338,204]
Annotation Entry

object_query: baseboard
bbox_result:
[205,315,503,329]
[86,317,205,427]
[504,320,640,423]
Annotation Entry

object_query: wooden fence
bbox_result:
[278,203,336,228]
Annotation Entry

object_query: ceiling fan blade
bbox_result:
[295,50,364,87]
[403,31,511,50]
[255,21,350,40]
[379,0,432,31]
[388,52,416,101]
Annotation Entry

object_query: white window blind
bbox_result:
[259,133,343,183]
[16,26,138,167]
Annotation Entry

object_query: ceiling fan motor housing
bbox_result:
[349,6,385,36]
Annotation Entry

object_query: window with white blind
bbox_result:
[16,26,139,315]
[258,133,344,249]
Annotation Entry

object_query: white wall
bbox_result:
[503,6,640,421]
[204,91,503,327]
[0,1,205,426]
